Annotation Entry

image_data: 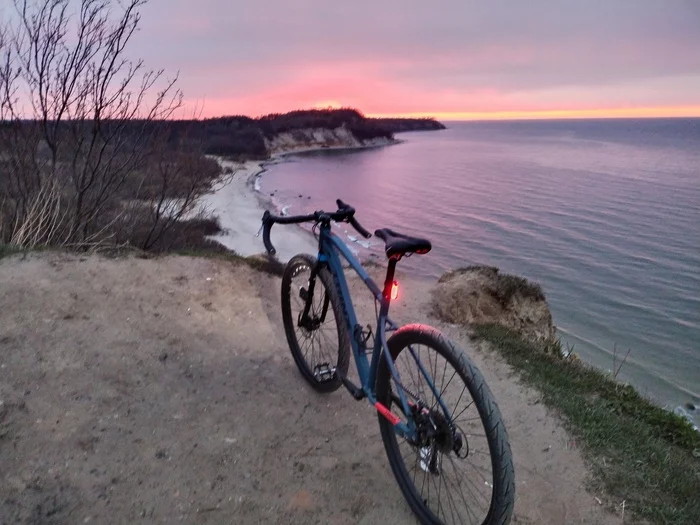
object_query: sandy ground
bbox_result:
[0,252,621,524]
[199,159,319,263]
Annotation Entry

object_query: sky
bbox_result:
[15,0,700,120]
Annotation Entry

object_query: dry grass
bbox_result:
[8,179,69,248]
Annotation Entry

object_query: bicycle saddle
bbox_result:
[374,228,432,259]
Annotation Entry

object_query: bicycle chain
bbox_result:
[392,379,424,406]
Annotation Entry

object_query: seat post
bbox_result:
[380,257,399,314]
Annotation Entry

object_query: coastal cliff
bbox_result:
[189,108,444,159]
[263,125,396,155]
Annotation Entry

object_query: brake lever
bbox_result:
[257,211,270,237]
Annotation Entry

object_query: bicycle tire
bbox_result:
[376,324,515,525]
[281,254,350,393]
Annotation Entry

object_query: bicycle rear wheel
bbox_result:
[281,254,350,392]
[376,324,514,525]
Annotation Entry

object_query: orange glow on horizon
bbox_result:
[366,106,700,121]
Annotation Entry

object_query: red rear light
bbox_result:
[391,281,399,300]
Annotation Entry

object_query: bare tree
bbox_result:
[137,149,224,251]
[0,0,185,246]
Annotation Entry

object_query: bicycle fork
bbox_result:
[298,263,337,383]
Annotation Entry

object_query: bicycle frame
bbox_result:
[314,222,450,441]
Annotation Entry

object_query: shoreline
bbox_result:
[198,158,318,263]
[200,140,402,265]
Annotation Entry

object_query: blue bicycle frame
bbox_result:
[315,222,452,440]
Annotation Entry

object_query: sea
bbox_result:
[257,118,700,427]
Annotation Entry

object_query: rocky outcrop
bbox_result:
[431,266,556,344]
[264,125,395,155]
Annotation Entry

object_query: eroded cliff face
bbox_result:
[264,126,394,155]
[431,266,556,345]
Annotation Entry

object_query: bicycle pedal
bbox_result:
[313,363,335,382]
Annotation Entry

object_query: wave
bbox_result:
[346,234,372,249]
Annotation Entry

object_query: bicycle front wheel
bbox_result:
[376,324,515,525]
[281,254,350,392]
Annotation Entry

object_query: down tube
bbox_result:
[323,234,417,440]
[321,233,379,387]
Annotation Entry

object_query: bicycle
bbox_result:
[260,199,515,525]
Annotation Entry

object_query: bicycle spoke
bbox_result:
[448,384,468,423]
[412,345,430,403]
[446,453,493,510]
[412,449,420,486]
[439,472,464,525]
[426,463,431,512]
[431,467,443,521]
[439,357,449,400]
[431,368,458,413]
[296,328,311,359]
[308,331,318,367]
[451,399,475,423]
[442,463,481,525]
[449,453,493,488]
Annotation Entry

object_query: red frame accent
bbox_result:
[375,402,400,425]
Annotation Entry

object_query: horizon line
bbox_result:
[365,106,700,121]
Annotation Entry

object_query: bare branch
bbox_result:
[1,0,188,249]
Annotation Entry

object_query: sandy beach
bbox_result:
[199,158,319,262]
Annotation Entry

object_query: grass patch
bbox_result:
[240,254,286,276]
[0,244,57,260]
[1,241,286,277]
[473,324,700,525]
[173,249,285,277]
[125,216,228,253]
[0,244,22,259]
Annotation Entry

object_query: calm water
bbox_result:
[260,119,700,425]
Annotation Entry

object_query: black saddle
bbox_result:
[374,228,432,259]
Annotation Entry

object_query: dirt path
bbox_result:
[0,253,618,524]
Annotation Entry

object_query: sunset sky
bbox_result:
[131,0,700,119]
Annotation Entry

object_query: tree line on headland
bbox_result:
[163,108,445,159]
